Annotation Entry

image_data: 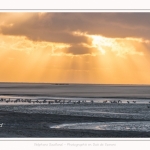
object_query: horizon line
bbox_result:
[0,82,150,86]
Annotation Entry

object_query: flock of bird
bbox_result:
[102,100,137,104]
[0,98,88,105]
[0,98,150,107]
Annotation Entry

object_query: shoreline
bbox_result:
[0,110,150,138]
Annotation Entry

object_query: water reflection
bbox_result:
[50,121,150,132]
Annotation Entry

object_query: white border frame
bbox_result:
[0,7,150,150]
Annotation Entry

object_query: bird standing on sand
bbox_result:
[118,100,122,103]
[91,100,94,104]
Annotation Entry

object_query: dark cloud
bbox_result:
[1,13,150,40]
[55,44,99,55]
[1,12,150,55]
[0,15,89,44]
[66,44,99,55]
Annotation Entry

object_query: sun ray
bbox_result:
[1,13,150,84]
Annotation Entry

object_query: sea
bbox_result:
[0,83,150,133]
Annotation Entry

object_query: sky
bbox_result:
[0,12,150,84]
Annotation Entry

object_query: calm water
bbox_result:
[50,121,150,132]
[1,83,150,98]
[0,83,150,132]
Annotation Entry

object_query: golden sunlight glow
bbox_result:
[87,34,145,57]
[0,32,150,84]
[1,19,150,84]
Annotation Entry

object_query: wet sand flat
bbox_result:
[0,110,150,138]
[0,83,150,138]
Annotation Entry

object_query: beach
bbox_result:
[0,110,150,138]
[0,83,150,138]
